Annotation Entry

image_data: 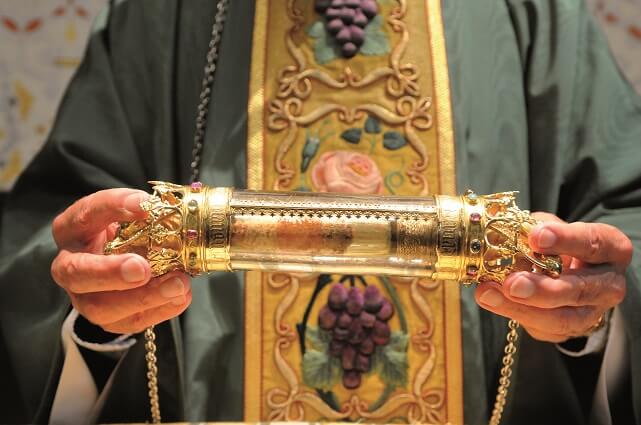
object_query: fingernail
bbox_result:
[121,257,147,283]
[124,192,148,212]
[537,227,557,248]
[171,295,187,306]
[480,289,504,308]
[509,276,536,299]
[160,277,185,299]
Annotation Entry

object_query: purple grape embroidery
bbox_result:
[314,0,380,58]
[317,283,395,389]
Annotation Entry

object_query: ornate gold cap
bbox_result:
[454,190,562,285]
[105,181,231,276]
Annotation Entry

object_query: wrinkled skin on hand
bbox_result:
[50,188,192,334]
[475,212,632,343]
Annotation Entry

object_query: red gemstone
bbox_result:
[470,212,482,223]
[187,229,198,239]
[466,265,478,277]
[190,181,203,192]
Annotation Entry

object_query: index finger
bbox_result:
[53,188,148,249]
[529,221,633,268]
[51,250,152,293]
[502,269,625,309]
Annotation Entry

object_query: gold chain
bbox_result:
[489,319,520,425]
[145,309,521,425]
[144,326,161,424]
[140,1,523,423]
[142,1,229,422]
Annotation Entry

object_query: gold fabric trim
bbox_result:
[426,1,463,422]
[427,0,457,197]
[245,1,462,422]
[244,1,268,420]
[247,1,267,191]
[243,271,263,421]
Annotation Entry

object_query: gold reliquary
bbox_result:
[105,181,561,285]
[104,181,563,423]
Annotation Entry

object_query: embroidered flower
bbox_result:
[311,151,384,194]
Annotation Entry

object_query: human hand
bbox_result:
[475,212,632,343]
[51,189,192,334]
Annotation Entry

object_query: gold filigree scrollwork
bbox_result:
[104,182,184,276]
[387,63,420,98]
[269,99,347,189]
[285,0,306,70]
[335,387,445,423]
[278,0,417,97]
[262,1,444,420]
[268,93,433,191]
[270,0,433,192]
[266,272,303,421]
[386,0,420,98]
[480,192,563,283]
[409,388,446,424]
[278,0,349,100]
[350,97,432,193]
[408,277,445,423]
[410,278,438,350]
[344,66,393,88]
[265,272,358,422]
[268,273,300,338]
[278,67,349,99]
[264,273,448,423]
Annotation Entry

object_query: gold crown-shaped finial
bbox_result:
[105,181,187,276]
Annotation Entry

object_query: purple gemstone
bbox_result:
[470,212,482,223]
[187,229,198,239]
[191,181,203,192]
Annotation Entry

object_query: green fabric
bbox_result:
[1,0,640,424]
[443,1,641,423]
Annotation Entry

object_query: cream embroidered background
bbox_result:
[0,0,639,192]
[0,0,107,192]
[588,0,641,93]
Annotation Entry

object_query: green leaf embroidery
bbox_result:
[373,331,409,389]
[361,15,390,56]
[307,20,326,38]
[306,326,331,351]
[301,157,311,172]
[316,36,339,65]
[364,115,382,134]
[302,350,341,391]
[382,131,408,150]
[307,19,339,64]
[301,132,320,172]
[341,128,362,144]
[302,138,320,157]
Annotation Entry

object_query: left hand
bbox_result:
[475,212,633,343]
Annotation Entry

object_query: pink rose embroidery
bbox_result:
[311,151,384,194]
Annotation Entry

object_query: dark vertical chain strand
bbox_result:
[145,2,229,423]
[149,3,522,425]
[189,0,230,182]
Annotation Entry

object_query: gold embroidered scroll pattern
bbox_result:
[264,272,446,423]
[409,277,445,424]
[268,0,432,194]
[262,1,444,422]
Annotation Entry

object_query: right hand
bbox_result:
[51,188,192,334]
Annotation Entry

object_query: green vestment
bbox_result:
[1,1,640,424]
